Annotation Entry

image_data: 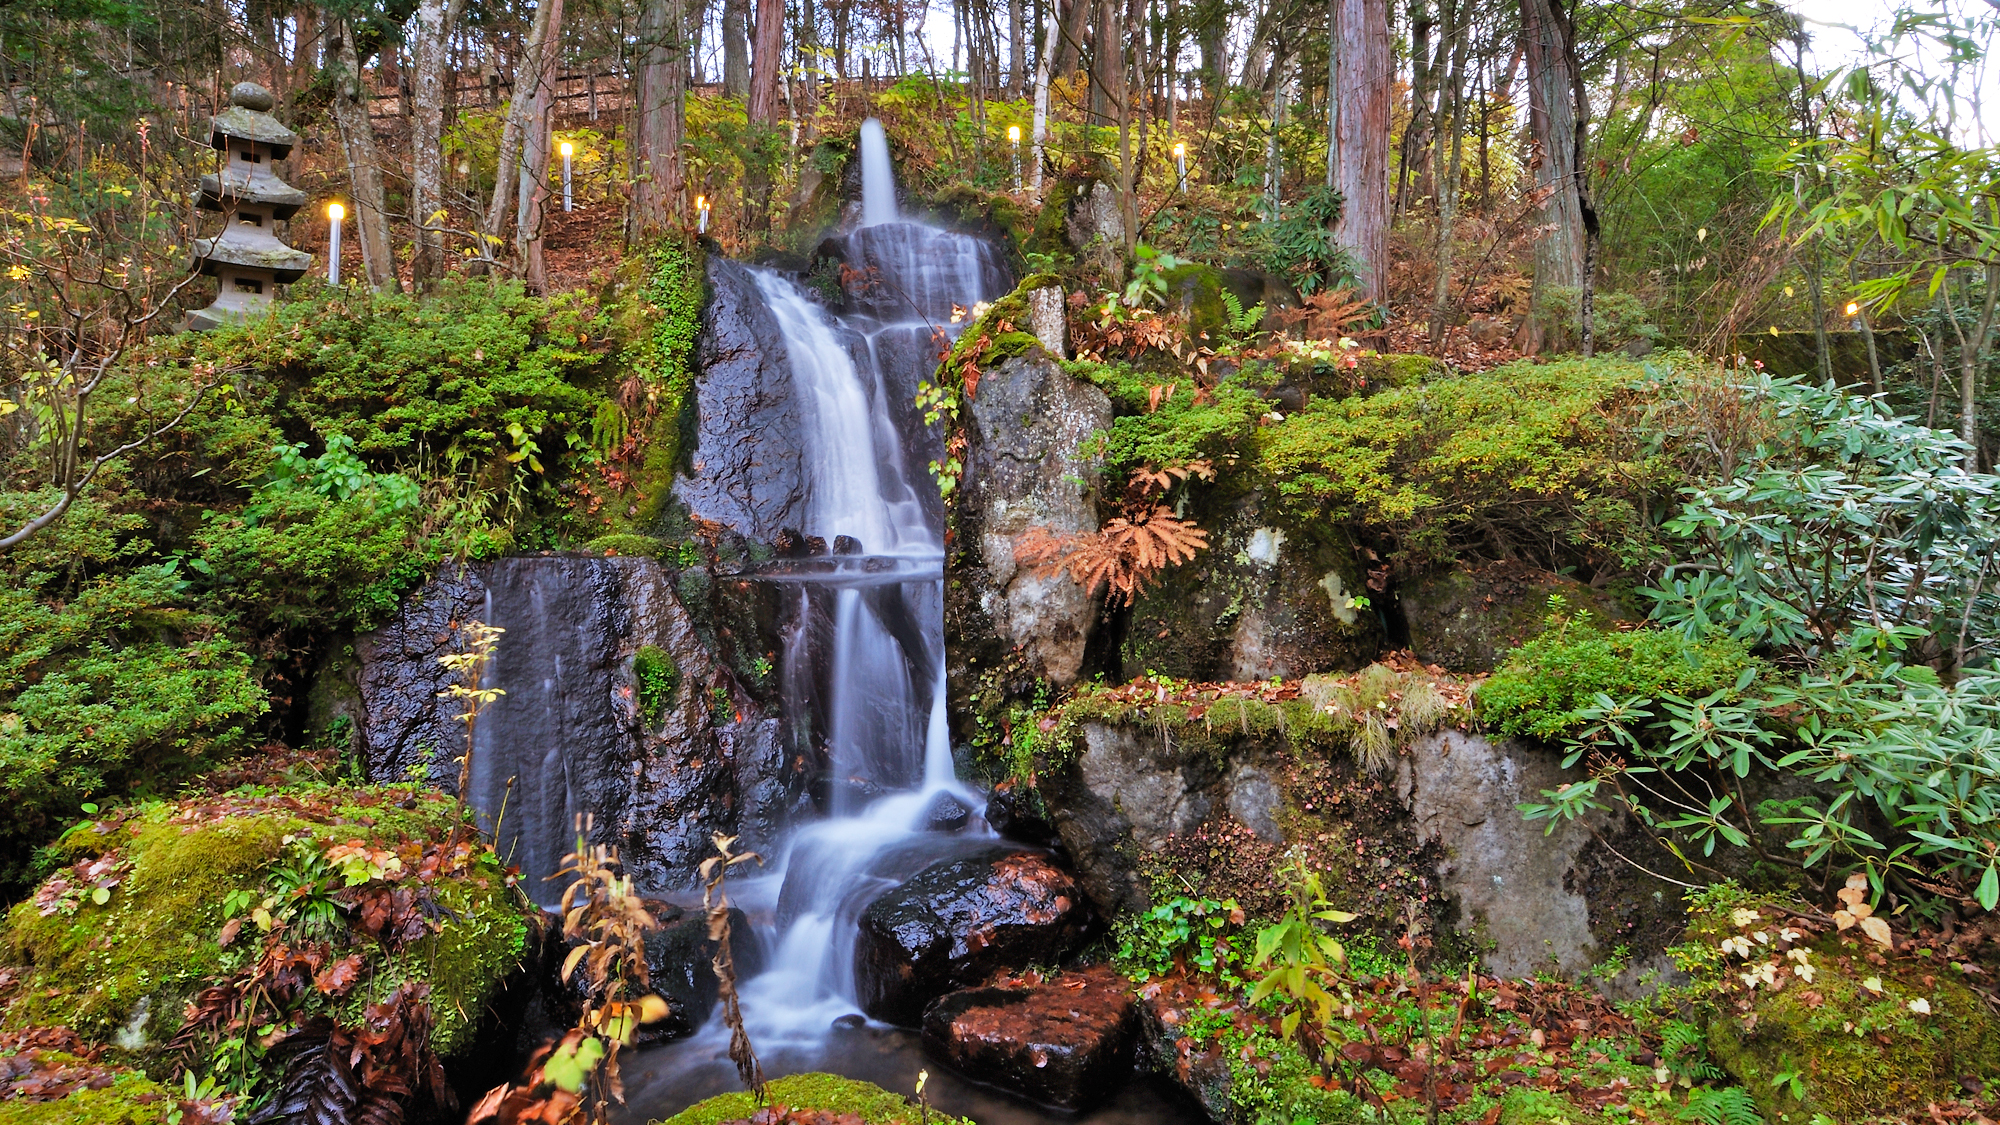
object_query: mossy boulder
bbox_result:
[1682,890,2000,1123]
[1,786,536,1068]
[657,1073,974,1125]
[0,1071,176,1125]
[1160,263,1299,339]
[1401,559,1636,673]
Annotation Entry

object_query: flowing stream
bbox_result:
[617,123,1202,1124]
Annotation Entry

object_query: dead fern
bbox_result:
[250,984,449,1125]
[1015,462,1213,606]
[1273,287,1376,340]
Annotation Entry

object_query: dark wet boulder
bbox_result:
[983,779,1061,849]
[551,901,764,1045]
[1400,559,1635,673]
[921,792,972,832]
[853,846,1092,1025]
[920,966,1139,1112]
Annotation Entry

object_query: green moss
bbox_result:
[1352,352,1443,388]
[585,533,666,557]
[1496,1087,1610,1124]
[632,645,680,727]
[1162,263,1231,337]
[0,1071,174,1125]
[1477,622,1762,741]
[655,1074,973,1125]
[3,787,532,1066]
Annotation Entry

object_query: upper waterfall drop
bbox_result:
[858,118,898,227]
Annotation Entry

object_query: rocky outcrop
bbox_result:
[356,557,801,904]
[920,966,1139,1111]
[1040,723,1288,915]
[1122,486,1382,683]
[948,341,1113,689]
[673,257,811,541]
[1063,181,1125,279]
[853,846,1093,1025]
[1037,716,1681,986]
[550,902,764,1044]
[1399,559,1635,672]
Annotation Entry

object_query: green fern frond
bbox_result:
[1677,1086,1764,1125]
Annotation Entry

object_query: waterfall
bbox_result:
[858,118,898,227]
[621,139,1013,1109]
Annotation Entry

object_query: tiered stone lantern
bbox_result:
[187,82,312,331]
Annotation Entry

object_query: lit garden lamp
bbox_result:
[559,140,574,212]
[1007,124,1022,191]
[1845,300,1861,324]
[1173,141,1188,192]
[696,195,710,234]
[327,202,344,286]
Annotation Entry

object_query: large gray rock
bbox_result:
[1063,181,1125,280]
[948,346,1112,689]
[1122,487,1381,682]
[357,557,799,903]
[1035,718,1680,987]
[1039,723,1286,915]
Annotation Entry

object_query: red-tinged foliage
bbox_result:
[250,984,451,1125]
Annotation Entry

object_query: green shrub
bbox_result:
[632,645,679,726]
[1256,354,1680,566]
[1479,616,1762,741]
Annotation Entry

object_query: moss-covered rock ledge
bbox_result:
[1,784,537,1097]
[658,1074,975,1125]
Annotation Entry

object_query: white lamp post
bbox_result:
[327,202,344,285]
[696,194,709,234]
[1173,142,1187,193]
[559,140,574,212]
[1007,124,1022,191]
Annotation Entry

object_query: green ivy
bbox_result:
[632,645,679,726]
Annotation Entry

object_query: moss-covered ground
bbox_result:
[656,1074,975,1125]
[1,782,536,1120]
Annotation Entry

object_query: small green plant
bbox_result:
[1676,1085,1765,1125]
[1248,852,1357,1054]
[632,646,679,726]
[1115,894,1246,980]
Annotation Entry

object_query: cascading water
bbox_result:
[621,117,1008,1105]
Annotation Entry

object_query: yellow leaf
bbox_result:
[1859,915,1893,948]
[560,942,591,982]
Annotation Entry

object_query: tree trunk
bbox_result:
[1009,0,1025,92]
[485,0,559,246]
[1518,0,1582,352]
[629,0,687,238]
[1945,262,2000,470]
[723,0,751,97]
[330,20,397,291]
[409,0,466,287]
[1393,0,1434,216]
[1090,0,1119,124]
[1331,0,1389,300]
[749,0,783,123]
[515,0,566,291]
[1029,0,1059,196]
[1428,0,1466,344]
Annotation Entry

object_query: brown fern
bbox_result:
[1015,507,1208,606]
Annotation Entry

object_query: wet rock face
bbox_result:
[948,345,1112,689]
[549,901,764,1045]
[1039,723,1283,915]
[853,846,1093,1026]
[920,966,1139,1112]
[1121,485,1381,683]
[356,557,797,903]
[674,257,810,541]
[1400,559,1634,673]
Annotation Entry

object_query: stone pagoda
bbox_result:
[186,82,312,331]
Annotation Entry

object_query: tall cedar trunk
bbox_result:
[1393,0,1433,215]
[1090,0,1118,124]
[629,0,687,238]
[1427,0,1465,344]
[1551,0,1599,356]
[1331,0,1389,301]
[1009,0,1024,92]
[514,0,563,292]
[485,0,558,244]
[330,21,397,291]
[723,0,751,96]
[1519,0,1583,353]
[1058,0,1088,77]
[1117,0,1142,254]
[408,0,466,287]
[749,0,783,123]
[1029,0,1059,195]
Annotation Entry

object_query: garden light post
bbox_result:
[559,140,574,212]
[1174,142,1187,192]
[1008,125,1021,191]
[697,195,710,234]
[327,202,343,286]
